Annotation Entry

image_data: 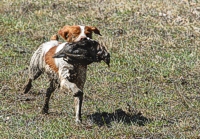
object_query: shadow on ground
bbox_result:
[87,109,150,127]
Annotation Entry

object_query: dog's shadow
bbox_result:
[87,109,150,127]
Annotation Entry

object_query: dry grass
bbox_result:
[0,0,200,138]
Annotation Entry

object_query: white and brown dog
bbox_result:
[22,25,105,123]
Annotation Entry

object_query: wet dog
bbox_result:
[22,37,110,123]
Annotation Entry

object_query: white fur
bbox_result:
[56,42,67,53]
[54,42,67,68]
[75,25,87,42]
[42,40,59,54]
[75,103,80,122]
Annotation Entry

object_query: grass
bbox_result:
[0,0,200,138]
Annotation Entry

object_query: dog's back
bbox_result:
[28,40,60,79]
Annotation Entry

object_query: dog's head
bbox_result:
[58,25,102,42]
[53,38,110,67]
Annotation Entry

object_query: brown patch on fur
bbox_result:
[45,46,58,72]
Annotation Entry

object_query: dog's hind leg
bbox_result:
[22,46,44,94]
[22,69,42,94]
[41,79,57,114]
[22,78,33,94]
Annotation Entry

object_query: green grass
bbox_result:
[1,0,200,138]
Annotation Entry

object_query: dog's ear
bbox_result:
[58,25,69,40]
[88,26,102,36]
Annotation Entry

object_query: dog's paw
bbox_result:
[75,119,82,124]
[41,107,49,114]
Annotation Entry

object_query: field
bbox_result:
[0,0,200,138]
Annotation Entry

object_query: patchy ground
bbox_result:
[0,0,200,138]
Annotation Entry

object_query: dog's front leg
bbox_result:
[74,95,83,123]
[60,79,83,122]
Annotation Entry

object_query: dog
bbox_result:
[22,34,110,123]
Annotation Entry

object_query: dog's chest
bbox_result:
[53,58,87,85]
[67,65,87,82]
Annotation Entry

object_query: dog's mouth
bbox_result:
[61,51,110,67]
[53,39,110,67]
